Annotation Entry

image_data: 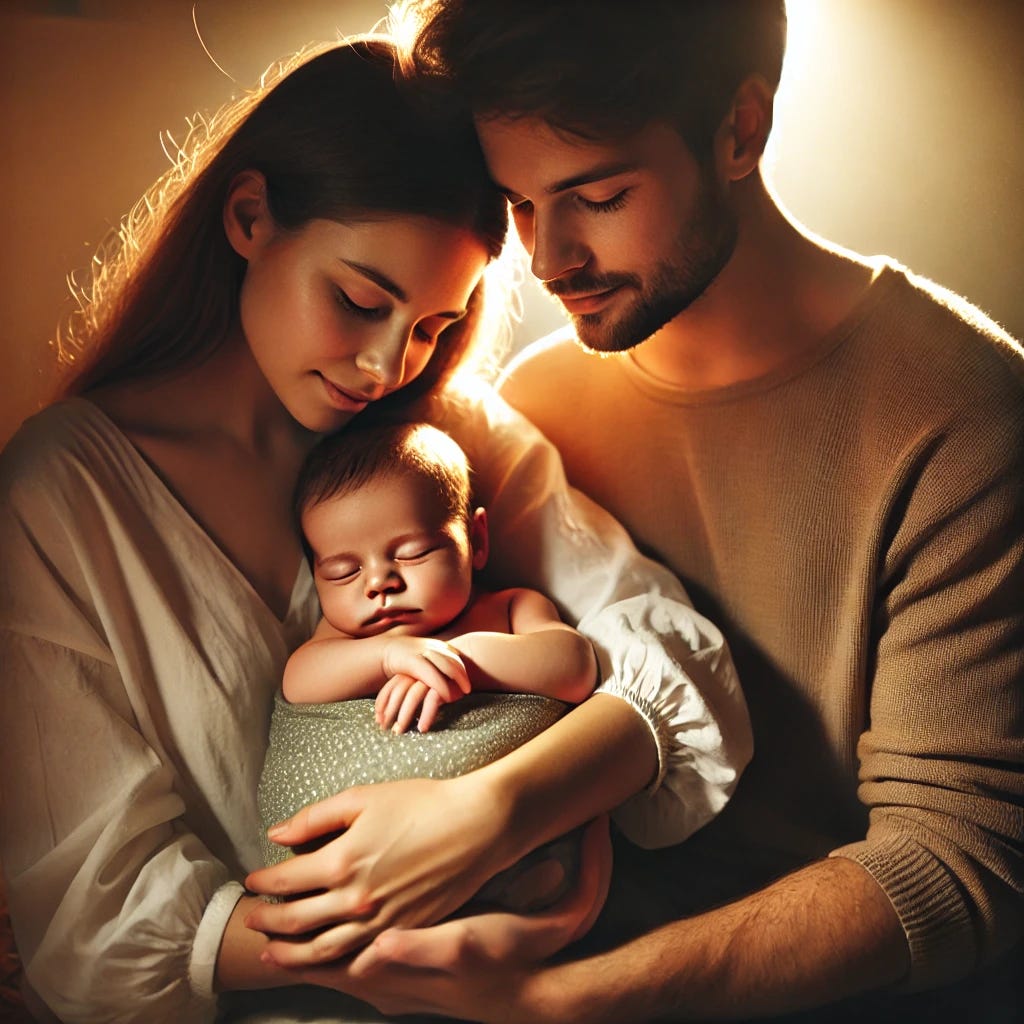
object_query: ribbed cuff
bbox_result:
[831,835,975,990]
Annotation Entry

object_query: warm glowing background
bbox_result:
[1,0,1022,447]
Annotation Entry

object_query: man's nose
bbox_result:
[530,209,589,284]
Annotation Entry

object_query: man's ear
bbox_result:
[715,73,775,182]
[223,169,272,259]
[469,507,489,571]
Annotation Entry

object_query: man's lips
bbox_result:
[552,284,624,316]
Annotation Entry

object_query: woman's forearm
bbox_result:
[476,693,657,861]
[215,895,303,991]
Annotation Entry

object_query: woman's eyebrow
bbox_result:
[339,259,408,301]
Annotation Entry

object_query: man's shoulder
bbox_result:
[498,325,598,425]
[500,325,588,380]
[882,263,1024,389]
[842,261,1024,438]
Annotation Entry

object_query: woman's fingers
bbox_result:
[244,888,378,945]
[563,814,613,944]
[248,775,503,962]
[263,918,388,965]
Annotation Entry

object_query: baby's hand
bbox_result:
[378,637,470,732]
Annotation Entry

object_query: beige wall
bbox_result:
[2,0,1022,447]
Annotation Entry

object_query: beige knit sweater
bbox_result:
[502,259,1024,995]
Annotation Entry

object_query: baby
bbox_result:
[284,419,597,727]
[257,419,597,910]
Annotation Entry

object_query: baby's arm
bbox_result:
[283,621,470,708]
[447,589,597,705]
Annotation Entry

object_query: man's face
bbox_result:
[476,117,737,353]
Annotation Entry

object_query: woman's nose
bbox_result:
[355,330,410,390]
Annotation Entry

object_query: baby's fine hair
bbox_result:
[295,420,473,542]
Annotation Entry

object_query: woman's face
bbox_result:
[236,213,489,433]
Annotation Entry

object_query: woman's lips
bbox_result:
[318,374,373,413]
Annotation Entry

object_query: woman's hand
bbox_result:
[296,815,612,1021]
[244,772,511,962]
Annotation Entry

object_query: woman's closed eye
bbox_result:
[334,286,387,320]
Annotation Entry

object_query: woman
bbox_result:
[0,32,750,1024]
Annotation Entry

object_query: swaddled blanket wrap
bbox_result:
[258,690,579,909]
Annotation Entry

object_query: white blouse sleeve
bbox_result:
[0,632,238,1023]
[0,408,266,1023]
[429,386,753,848]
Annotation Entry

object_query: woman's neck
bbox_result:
[90,329,308,456]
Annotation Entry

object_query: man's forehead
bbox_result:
[475,115,687,196]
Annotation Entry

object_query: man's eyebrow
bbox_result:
[498,160,639,202]
[340,259,407,302]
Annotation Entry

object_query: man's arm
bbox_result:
[336,856,907,1023]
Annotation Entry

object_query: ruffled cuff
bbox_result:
[189,880,246,1006]
[830,836,975,990]
[580,595,752,850]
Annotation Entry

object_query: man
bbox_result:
[337,1,1022,1020]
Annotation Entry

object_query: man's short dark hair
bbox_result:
[409,0,787,157]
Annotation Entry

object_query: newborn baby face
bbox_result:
[304,470,478,638]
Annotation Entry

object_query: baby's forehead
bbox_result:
[311,468,466,529]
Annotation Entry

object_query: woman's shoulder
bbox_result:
[0,398,128,507]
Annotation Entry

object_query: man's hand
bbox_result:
[378,636,470,731]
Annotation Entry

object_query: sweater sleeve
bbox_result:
[830,367,1024,988]
[431,386,753,848]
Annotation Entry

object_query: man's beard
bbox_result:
[547,165,738,354]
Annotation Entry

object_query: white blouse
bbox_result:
[0,391,751,1023]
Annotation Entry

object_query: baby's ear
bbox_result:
[470,507,489,570]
